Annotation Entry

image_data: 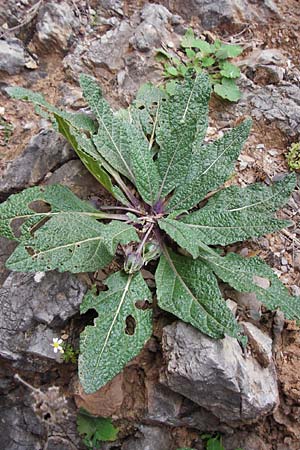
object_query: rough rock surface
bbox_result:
[35,1,80,52]
[168,0,279,28]
[0,38,26,75]
[0,271,86,369]
[0,129,74,198]
[161,321,279,424]
[122,425,173,450]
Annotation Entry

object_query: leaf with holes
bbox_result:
[7,215,138,273]
[4,70,299,396]
[79,271,152,393]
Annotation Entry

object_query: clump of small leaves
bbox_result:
[286,142,300,171]
[63,343,79,364]
[2,72,299,394]
[157,28,243,101]
[0,117,14,146]
[77,409,118,449]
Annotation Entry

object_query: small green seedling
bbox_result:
[287,142,300,171]
[201,434,243,450]
[77,409,118,449]
[157,28,243,101]
[2,72,299,395]
[62,343,79,364]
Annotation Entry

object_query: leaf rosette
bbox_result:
[2,71,299,393]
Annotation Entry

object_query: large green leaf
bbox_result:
[79,74,160,205]
[79,271,152,393]
[159,211,290,253]
[202,173,297,213]
[6,215,138,273]
[201,252,300,320]
[0,184,99,241]
[155,248,242,340]
[155,72,211,198]
[167,119,251,211]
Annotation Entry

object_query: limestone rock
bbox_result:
[0,129,74,199]
[161,321,279,425]
[0,271,86,369]
[130,4,172,52]
[168,0,279,29]
[0,38,26,75]
[35,1,79,52]
[122,425,173,450]
[87,21,132,72]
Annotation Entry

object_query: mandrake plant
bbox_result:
[2,73,299,394]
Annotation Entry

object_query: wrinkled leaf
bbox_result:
[167,119,252,211]
[0,184,97,241]
[156,72,211,198]
[79,271,152,393]
[80,74,160,205]
[156,248,242,340]
[7,215,138,273]
[219,61,240,79]
[201,251,300,320]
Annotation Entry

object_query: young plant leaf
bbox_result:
[79,271,152,393]
[167,119,252,212]
[215,44,243,59]
[219,61,241,79]
[201,252,300,320]
[214,78,241,102]
[155,247,242,340]
[6,215,138,273]
[77,410,118,443]
[156,72,211,198]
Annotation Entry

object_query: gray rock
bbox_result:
[145,378,229,432]
[169,0,278,29]
[0,271,86,369]
[0,237,17,286]
[0,129,74,198]
[45,159,107,200]
[0,38,25,75]
[98,0,123,15]
[241,49,287,85]
[249,84,300,138]
[122,425,173,450]
[87,21,132,72]
[0,389,45,450]
[161,322,279,425]
[130,4,172,52]
[242,322,272,367]
[35,1,79,52]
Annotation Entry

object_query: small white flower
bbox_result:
[51,338,64,354]
[34,272,46,283]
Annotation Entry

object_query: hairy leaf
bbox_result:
[0,184,98,241]
[80,74,160,205]
[159,211,290,253]
[201,252,300,320]
[167,119,251,211]
[156,72,211,198]
[202,173,297,213]
[7,215,138,273]
[79,271,152,393]
[155,248,242,340]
